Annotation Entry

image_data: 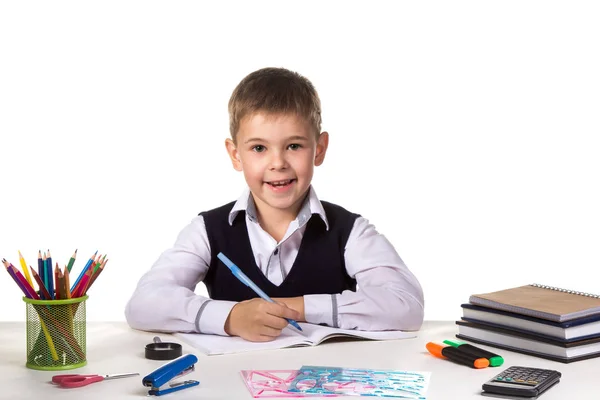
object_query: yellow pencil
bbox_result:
[25,265,59,361]
[18,251,34,287]
[40,320,59,361]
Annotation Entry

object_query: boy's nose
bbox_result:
[268,152,288,170]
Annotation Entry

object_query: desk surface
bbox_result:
[1,321,597,399]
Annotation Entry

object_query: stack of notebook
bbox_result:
[456,283,600,363]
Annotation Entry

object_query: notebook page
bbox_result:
[174,325,311,355]
[305,323,418,344]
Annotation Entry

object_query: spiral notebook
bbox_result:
[469,284,600,323]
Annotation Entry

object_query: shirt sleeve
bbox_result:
[124,215,236,335]
[305,216,424,331]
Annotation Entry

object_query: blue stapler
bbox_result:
[142,353,200,396]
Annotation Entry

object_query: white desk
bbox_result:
[1,321,597,399]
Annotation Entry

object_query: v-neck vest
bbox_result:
[200,201,359,302]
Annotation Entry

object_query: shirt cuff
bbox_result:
[195,300,237,336]
[303,294,337,327]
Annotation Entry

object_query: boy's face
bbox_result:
[225,112,328,219]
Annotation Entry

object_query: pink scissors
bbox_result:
[52,372,139,388]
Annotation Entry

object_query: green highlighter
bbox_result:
[443,339,504,367]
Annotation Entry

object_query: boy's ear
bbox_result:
[314,131,329,166]
[225,138,243,171]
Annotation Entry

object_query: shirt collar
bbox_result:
[228,186,329,230]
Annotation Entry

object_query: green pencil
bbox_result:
[93,254,106,274]
[66,249,77,273]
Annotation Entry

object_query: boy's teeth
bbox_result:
[270,179,292,186]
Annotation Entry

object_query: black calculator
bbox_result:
[481,366,561,399]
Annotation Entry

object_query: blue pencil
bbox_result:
[46,249,54,299]
[216,252,303,332]
[71,250,97,294]
[37,250,45,299]
[42,252,49,298]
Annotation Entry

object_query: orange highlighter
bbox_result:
[426,342,489,369]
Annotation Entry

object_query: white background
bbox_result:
[1,1,599,323]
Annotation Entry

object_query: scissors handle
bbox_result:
[53,374,104,388]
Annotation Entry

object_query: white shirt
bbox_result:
[125,187,424,335]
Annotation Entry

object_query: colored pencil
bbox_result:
[3,260,39,300]
[71,250,96,293]
[72,268,92,298]
[18,250,34,287]
[77,267,94,297]
[39,319,60,361]
[46,250,54,299]
[29,266,52,300]
[5,263,58,361]
[84,258,106,294]
[37,250,43,291]
[33,305,85,359]
[54,264,63,300]
[63,266,71,299]
[66,249,77,273]
[93,254,106,275]
[42,252,49,297]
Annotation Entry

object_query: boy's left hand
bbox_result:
[272,296,306,322]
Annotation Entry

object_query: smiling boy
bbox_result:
[125,67,424,342]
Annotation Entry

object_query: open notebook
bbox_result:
[174,323,417,355]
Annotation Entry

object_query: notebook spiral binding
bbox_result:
[531,283,600,298]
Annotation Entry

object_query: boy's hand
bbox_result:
[224,298,301,342]
[272,296,305,322]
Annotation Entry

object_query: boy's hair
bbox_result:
[228,67,322,143]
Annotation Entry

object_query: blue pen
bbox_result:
[216,252,303,332]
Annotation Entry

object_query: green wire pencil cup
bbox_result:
[3,249,107,370]
[23,295,88,370]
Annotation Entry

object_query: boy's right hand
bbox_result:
[224,298,301,342]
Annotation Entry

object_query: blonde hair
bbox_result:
[228,67,322,143]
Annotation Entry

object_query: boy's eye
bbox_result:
[288,143,301,150]
[252,145,266,153]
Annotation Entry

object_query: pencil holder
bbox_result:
[23,295,88,371]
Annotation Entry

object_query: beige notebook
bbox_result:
[469,284,600,322]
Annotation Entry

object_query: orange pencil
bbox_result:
[54,263,61,299]
[64,266,71,299]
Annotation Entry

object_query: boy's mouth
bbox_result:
[265,179,296,188]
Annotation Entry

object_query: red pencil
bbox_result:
[29,266,52,300]
[84,258,107,294]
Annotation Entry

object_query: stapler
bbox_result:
[142,353,200,396]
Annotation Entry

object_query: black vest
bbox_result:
[200,201,359,301]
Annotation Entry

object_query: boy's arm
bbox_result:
[124,215,236,335]
[283,217,424,331]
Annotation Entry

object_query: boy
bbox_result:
[125,67,424,342]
